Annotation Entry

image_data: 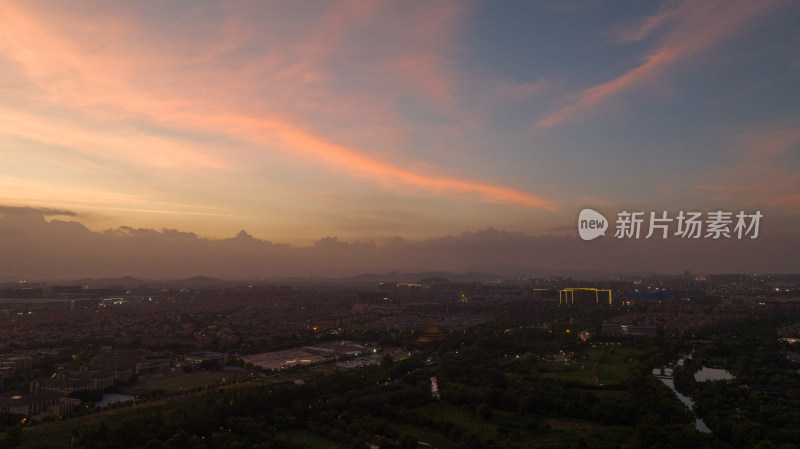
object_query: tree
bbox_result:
[400,434,418,449]
[476,403,494,420]
[4,425,22,447]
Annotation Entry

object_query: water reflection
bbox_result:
[653,354,734,434]
[694,367,733,382]
[656,376,712,433]
[430,376,440,399]
[96,393,135,408]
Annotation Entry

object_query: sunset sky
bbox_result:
[1,1,799,277]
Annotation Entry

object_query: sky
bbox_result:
[0,0,799,278]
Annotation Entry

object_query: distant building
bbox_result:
[136,353,173,376]
[358,292,391,304]
[532,289,543,300]
[0,356,33,377]
[0,392,79,418]
[416,326,446,345]
[0,367,14,383]
[633,291,673,300]
[601,323,658,336]
[86,353,136,383]
[0,364,16,379]
[5,357,33,371]
[185,351,228,367]
[559,288,612,305]
[30,370,115,395]
[378,282,422,291]
[98,297,126,308]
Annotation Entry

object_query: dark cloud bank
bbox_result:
[0,206,797,280]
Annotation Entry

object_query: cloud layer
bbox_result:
[0,207,795,280]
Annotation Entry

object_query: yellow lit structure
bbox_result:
[558,288,612,305]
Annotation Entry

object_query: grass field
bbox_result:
[278,429,350,449]
[414,401,632,449]
[539,348,633,386]
[417,402,500,438]
[20,400,181,449]
[139,370,246,392]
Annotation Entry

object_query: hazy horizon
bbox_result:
[0,205,796,280]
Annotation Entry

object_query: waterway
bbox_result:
[694,367,733,382]
[654,374,712,433]
[95,393,135,408]
[652,357,734,434]
[430,376,440,399]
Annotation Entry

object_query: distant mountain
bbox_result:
[33,269,688,289]
[340,270,506,284]
[68,275,238,288]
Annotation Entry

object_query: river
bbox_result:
[654,373,712,433]
[652,355,732,434]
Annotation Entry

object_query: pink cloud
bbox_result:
[204,114,555,210]
[538,0,791,128]
[609,3,680,44]
[271,123,555,210]
[385,53,455,104]
[0,1,554,212]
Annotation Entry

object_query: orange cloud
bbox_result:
[0,1,554,212]
[175,113,555,210]
[537,0,791,128]
[0,174,233,218]
[0,107,231,171]
[267,121,555,210]
[385,53,455,104]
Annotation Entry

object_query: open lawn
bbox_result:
[278,429,350,449]
[540,348,636,386]
[417,402,501,439]
[413,401,632,449]
[139,370,246,392]
[19,400,182,449]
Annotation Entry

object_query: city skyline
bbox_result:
[1,1,799,277]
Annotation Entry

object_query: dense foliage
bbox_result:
[6,304,800,448]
